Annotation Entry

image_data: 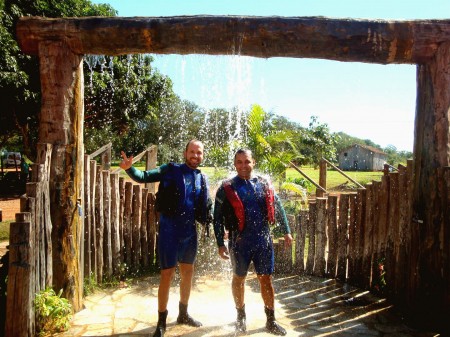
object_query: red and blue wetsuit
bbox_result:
[126,163,210,269]
[213,175,291,276]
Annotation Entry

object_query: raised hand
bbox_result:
[119,151,133,170]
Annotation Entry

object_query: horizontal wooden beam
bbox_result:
[16,16,450,64]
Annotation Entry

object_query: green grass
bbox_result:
[0,220,10,241]
[286,166,383,192]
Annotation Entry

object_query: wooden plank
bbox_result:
[119,177,125,265]
[347,193,357,280]
[141,188,149,268]
[147,193,157,267]
[395,165,408,301]
[36,143,53,288]
[89,160,97,279]
[132,184,142,271]
[386,172,399,298]
[305,202,316,275]
[123,182,133,267]
[83,154,91,281]
[316,159,327,197]
[110,173,121,275]
[17,16,450,64]
[362,183,374,288]
[95,164,104,283]
[353,188,366,287]
[313,198,327,277]
[337,194,349,281]
[294,210,308,274]
[102,170,112,277]
[326,195,338,277]
[5,213,34,337]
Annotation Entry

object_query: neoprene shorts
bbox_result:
[230,235,274,276]
[158,223,198,269]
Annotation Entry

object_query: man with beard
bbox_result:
[120,140,211,337]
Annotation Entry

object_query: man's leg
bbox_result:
[232,274,247,332]
[257,274,286,336]
[177,263,202,327]
[153,267,176,337]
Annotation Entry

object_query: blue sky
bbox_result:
[92,0,450,152]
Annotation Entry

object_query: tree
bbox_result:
[298,116,338,167]
[0,0,116,159]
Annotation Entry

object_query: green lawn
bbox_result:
[286,166,383,192]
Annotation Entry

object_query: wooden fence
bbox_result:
[5,153,450,335]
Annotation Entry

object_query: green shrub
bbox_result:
[34,288,73,336]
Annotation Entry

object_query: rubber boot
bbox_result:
[177,302,202,327]
[235,305,247,332]
[152,310,168,337]
[265,307,287,336]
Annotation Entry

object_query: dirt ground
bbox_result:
[0,197,20,222]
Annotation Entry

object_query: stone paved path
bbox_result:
[55,272,439,337]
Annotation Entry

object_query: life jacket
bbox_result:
[155,163,209,226]
[222,176,275,232]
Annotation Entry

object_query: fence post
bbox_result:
[317,159,327,197]
[5,212,34,337]
[102,170,112,277]
[132,184,142,271]
[294,210,308,274]
[326,195,338,277]
[110,173,121,274]
[95,164,104,283]
[305,201,316,275]
[337,194,350,281]
[83,154,91,281]
[145,146,158,194]
[313,198,327,277]
[141,189,149,268]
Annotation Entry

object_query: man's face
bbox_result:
[184,141,204,169]
[234,152,255,180]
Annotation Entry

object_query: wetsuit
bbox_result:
[213,175,291,276]
[126,163,209,269]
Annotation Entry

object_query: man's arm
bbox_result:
[275,193,293,247]
[213,185,227,248]
[120,150,166,183]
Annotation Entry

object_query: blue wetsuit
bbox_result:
[213,175,291,276]
[126,163,209,269]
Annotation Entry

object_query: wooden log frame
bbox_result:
[15,15,450,322]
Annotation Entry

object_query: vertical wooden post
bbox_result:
[83,154,91,280]
[347,193,357,281]
[38,40,84,310]
[123,182,133,267]
[141,189,149,268]
[5,213,34,337]
[326,195,338,277]
[305,202,316,274]
[313,198,327,277]
[132,184,142,270]
[412,42,450,325]
[89,159,97,279]
[146,146,158,193]
[294,210,308,274]
[102,170,112,277]
[316,159,327,197]
[110,172,121,274]
[147,193,157,267]
[95,165,104,283]
[337,194,349,281]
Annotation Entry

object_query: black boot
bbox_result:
[235,305,247,332]
[152,310,168,337]
[177,302,202,327]
[265,307,286,336]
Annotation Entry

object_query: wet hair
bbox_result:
[234,148,254,160]
[185,139,203,152]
